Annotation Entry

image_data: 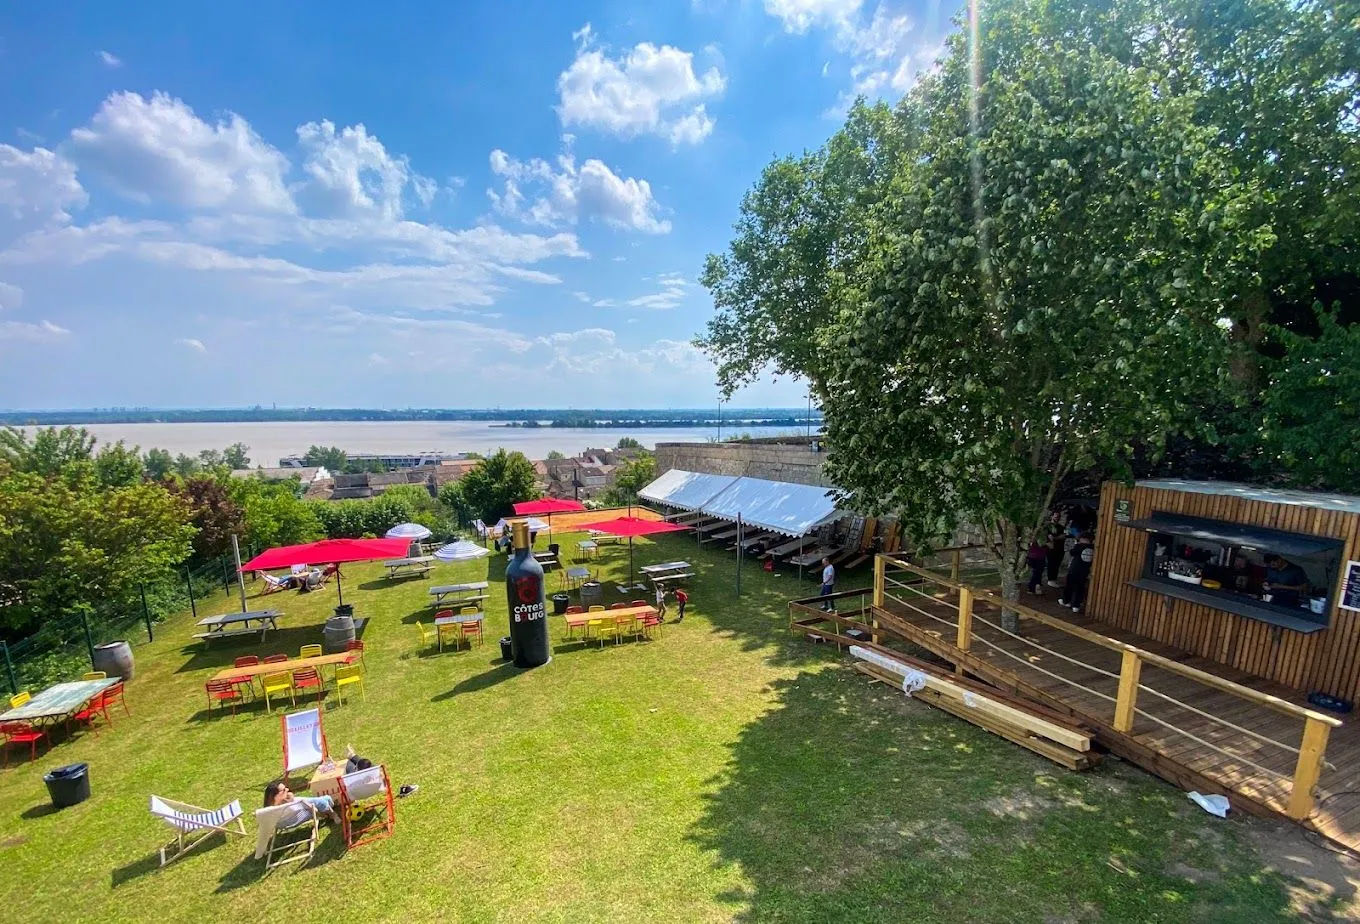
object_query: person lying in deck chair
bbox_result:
[264,780,341,826]
[258,572,295,595]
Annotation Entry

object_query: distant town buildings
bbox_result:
[277,451,467,469]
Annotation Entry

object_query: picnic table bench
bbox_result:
[193,609,282,644]
[383,556,434,579]
[763,537,809,558]
[640,562,694,586]
[739,531,780,550]
[586,531,623,545]
[695,519,730,535]
[429,582,490,608]
[789,546,840,568]
[433,611,484,651]
[705,527,740,543]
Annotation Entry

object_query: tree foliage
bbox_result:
[303,445,348,471]
[223,442,251,469]
[143,448,175,480]
[228,478,323,552]
[701,0,1359,597]
[452,449,539,523]
[600,455,656,507]
[171,475,245,560]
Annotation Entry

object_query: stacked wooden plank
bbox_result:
[848,645,1097,771]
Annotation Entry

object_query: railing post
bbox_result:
[1287,717,1332,820]
[1114,649,1143,733]
[140,582,154,643]
[873,556,885,608]
[956,588,973,653]
[0,641,15,694]
[950,549,961,584]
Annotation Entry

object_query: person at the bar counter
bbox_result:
[1264,553,1308,608]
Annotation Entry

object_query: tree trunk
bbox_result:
[997,520,1021,634]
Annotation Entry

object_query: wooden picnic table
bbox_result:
[639,561,691,575]
[383,556,434,579]
[210,652,358,683]
[739,531,779,550]
[433,612,484,651]
[765,537,808,558]
[563,605,658,631]
[789,546,839,568]
[430,581,490,607]
[576,540,599,559]
[587,532,622,544]
[193,609,282,643]
[0,678,120,725]
[434,594,489,611]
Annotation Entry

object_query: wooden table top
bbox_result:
[564,605,658,628]
[430,581,489,595]
[211,652,357,683]
[0,678,120,722]
[197,609,281,628]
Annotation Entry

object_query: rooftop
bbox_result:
[1137,479,1360,515]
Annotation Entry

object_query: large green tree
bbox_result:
[453,449,539,523]
[303,445,348,471]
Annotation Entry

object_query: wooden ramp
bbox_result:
[791,558,1358,851]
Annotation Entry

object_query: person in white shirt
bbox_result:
[820,557,836,612]
[654,584,667,620]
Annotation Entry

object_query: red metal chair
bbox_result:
[263,653,288,664]
[205,679,243,716]
[565,605,585,614]
[234,656,260,668]
[70,691,110,735]
[0,721,47,766]
[102,679,131,716]
[638,613,663,640]
[460,619,484,649]
[292,667,324,703]
[344,640,365,663]
[630,600,650,608]
[611,602,629,610]
[229,656,260,699]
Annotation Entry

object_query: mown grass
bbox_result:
[0,530,1338,922]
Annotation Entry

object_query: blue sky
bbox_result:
[0,0,957,409]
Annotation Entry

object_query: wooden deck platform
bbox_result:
[794,558,1360,852]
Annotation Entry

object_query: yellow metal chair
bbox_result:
[415,622,436,651]
[334,665,365,704]
[614,613,638,643]
[10,692,31,709]
[436,622,462,652]
[589,617,619,647]
[83,671,107,681]
[587,605,606,612]
[299,644,323,660]
[261,671,295,712]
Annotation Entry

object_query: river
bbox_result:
[27,421,806,465]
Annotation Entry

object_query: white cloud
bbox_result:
[0,281,23,310]
[176,337,206,353]
[0,145,87,234]
[543,329,710,376]
[367,352,389,367]
[556,26,725,144]
[766,1,935,102]
[765,0,862,33]
[67,91,294,213]
[295,120,431,221]
[593,272,690,311]
[98,51,123,68]
[0,319,70,342]
[488,149,669,234]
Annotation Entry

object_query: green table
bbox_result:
[0,678,119,724]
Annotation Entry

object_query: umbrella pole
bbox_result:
[630,537,635,588]
[336,566,344,606]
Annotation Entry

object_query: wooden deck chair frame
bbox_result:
[281,708,329,779]
[254,802,319,871]
[337,763,396,849]
[149,796,247,867]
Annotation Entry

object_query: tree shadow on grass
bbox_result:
[173,626,344,674]
[688,664,1308,924]
[432,661,519,701]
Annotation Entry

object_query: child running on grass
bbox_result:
[674,586,688,622]
[655,584,668,620]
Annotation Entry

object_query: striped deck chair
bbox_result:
[254,801,319,871]
[149,795,247,866]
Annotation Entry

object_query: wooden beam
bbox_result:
[873,555,886,609]
[956,587,974,654]
[1287,717,1332,820]
[1113,649,1142,733]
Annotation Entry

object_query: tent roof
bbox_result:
[638,469,739,511]
[699,476,840,538]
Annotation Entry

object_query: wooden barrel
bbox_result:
[92,641,135,682]
[323,615,356,653]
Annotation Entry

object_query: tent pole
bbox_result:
[231,534,248,613]
[799,537,805,582]
[736,514,742,597]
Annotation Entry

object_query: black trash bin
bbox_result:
[44,763,90,808]
[499,637,513,661]
[551,593,570,615]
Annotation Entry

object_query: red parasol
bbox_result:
[240,537,413,604]
[513,497,587,543]
[573,516,689,586]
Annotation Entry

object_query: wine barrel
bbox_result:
[92,641,135,682]
[580,581,603,608]
[323,614,356,653]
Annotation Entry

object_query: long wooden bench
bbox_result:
[192,627,266,643]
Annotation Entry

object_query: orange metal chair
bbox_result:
[461,619,484,648]
[205,679,243,716]
[263,653,288,664]
[338,764,396,849]
[292,667,324,703]
[0,721,47,766]
[345,640,365,663]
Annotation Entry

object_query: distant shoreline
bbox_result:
[1,407,824,428]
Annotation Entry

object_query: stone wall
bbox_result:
[654,440,829,487]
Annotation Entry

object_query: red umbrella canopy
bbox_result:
[573,516,689,538]
[240,537,413,572]
[513,498,587,516]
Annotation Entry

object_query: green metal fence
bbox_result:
[1,554,237,695]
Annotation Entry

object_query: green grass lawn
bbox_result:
[0,531,1341,923]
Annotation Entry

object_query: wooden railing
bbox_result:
[871,556,1342,821]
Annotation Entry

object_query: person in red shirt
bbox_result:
[674,587,688,622]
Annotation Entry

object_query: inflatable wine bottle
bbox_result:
[504,521,550,667]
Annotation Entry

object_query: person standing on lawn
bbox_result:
[1060,533,1095,613]
[674,586,688,622]
[655,583,668,620]
[820,557,836,612]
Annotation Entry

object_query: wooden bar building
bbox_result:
[1090,480,1360,703]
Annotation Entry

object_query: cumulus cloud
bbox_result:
[98,51,123,68]
[296,120,433,220]
[68,91,294,213]
[543,329,710,376]
[488,149,670,233]
[593,272,690,311]
[0,319,70,342]
[176,337,207,353]
[0,144,88,234]
[764,0,862,32]
[556,25,725,144]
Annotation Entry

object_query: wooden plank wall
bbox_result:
[1089,483,1360,702]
